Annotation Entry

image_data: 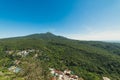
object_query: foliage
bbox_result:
[0,32,120,80]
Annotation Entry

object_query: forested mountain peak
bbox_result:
[0,33,120,80]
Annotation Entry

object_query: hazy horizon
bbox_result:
[0,0,120,40]
[0,32,120,43]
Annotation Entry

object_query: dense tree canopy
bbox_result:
[0,33,120,80]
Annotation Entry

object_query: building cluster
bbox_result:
[16,50,29,57]
[49,68,80,80]
[8,66,21,73]
[5,49,38,57]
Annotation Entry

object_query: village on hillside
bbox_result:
[49,68,82,80]
[0,49,111,80]
[49,68,110,80]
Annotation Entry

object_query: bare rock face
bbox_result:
[103,77,110,80]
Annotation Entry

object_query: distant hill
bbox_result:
[0,32,120,80]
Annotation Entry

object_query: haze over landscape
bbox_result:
[0,0,120,80]
[0,0,120,40]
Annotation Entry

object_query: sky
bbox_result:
[0,0,120,40]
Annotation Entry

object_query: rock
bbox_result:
[103,77,110,80]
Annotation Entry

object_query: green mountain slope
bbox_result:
[0,32,120,80]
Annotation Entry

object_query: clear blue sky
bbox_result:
[0,0,120,40]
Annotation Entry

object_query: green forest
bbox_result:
[0,32,120,80]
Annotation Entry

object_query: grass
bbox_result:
[0,70,24,80]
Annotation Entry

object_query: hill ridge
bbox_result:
[0,32,120,80]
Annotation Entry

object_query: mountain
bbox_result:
[0,32,120,80]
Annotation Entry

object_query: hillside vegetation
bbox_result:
[0,32,120,80]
